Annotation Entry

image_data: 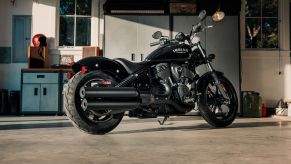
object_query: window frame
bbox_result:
[243,0,279,50]
[58,0,92,47]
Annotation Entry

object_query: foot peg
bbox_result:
[158,116,169,125]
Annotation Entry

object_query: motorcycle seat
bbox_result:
[114,58,145,74]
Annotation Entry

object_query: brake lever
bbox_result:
[201,25,214,32]
[150,41,160,47]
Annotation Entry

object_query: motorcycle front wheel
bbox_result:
[198,75,238,127]
[63,71,124,135]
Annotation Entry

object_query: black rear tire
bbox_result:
[198,75,238,127]
[63,71,124,135]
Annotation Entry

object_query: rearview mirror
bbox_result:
[175,32,186,42]
[198,10,207,21]
[152,31,162,39]
[212,11,225,22]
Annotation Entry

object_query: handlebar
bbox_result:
[192,23,213,36]
[150,22,213,47]
[150,10,217,47]
[192,22,202,34]
[150,41,160,47]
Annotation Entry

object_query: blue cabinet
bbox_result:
[21,69,70,114]
[22,84,40,112]
[40,84,59,112]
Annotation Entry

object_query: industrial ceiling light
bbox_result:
[212,1,225,22]
[212,10,225,22]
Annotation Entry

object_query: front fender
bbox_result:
[72,56,129,80]
[196,71,224,92]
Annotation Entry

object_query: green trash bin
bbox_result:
[241,91,262,117]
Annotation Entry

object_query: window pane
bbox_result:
[76,17,91,46]
[76,0,92,16]
[245,18,261,48]
[262,18,278,48]
[59,16,74,46]
[60,0,75,15]
[262,0,278,17]
[245,0,261,17]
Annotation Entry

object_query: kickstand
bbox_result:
[158,116,169,125]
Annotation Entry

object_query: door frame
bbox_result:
[12,15,32,63]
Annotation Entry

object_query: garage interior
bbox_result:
[0,0,291,163]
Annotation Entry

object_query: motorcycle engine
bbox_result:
[151,63,171,97]
[171,64,196,104]
[150,63,196,104]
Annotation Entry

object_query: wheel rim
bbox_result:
[205,80,236,120]
[75,75,116,123]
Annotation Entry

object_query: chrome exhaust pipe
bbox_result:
[84,87,139,98]
[86,100,139,111]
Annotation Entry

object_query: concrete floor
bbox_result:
[0,116,291,164]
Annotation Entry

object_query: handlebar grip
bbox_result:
[150,41,160,47]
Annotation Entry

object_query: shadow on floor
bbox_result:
[0,119,288,132]
[0,119,69,123]
[111,121,289,135]
[0,122,73,131]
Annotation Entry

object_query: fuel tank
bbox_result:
[145,43,191,62]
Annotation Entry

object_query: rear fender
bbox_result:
[72,57,129,81]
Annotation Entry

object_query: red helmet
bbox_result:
[32,34,47,47]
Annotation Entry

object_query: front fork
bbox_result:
[196,43,229,101]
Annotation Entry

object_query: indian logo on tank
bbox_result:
[173,48,189,54]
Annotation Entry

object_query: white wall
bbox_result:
[32,0,59,66]
[0,0,33,91]
[55,0,105,61]
[0,0,104,91]
[241,0,290,107]
[1,0,290,107]
[0,0,33,46]
[32,0,103,62]
[241,51,290,107]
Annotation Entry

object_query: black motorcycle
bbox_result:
[63,10,238,134]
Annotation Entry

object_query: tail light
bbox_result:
[81,66,87,74]
[67,72,72,80]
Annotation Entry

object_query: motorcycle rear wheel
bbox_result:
[63,71,124,135]
[198,75,238,127]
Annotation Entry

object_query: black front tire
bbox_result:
[198,75,238,127]
[63,71,124,135]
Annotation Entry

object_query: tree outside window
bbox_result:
[245,0,278,49]
[59,0,92,46]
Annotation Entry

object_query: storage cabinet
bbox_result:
[204,16,240,106]
[21,69,70,114]
[40,84,59,111]
[21,84,40,112]
[173,16,240,91]
[104,15,241,111]
[104,15,170,62]
[173,16,240,108]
